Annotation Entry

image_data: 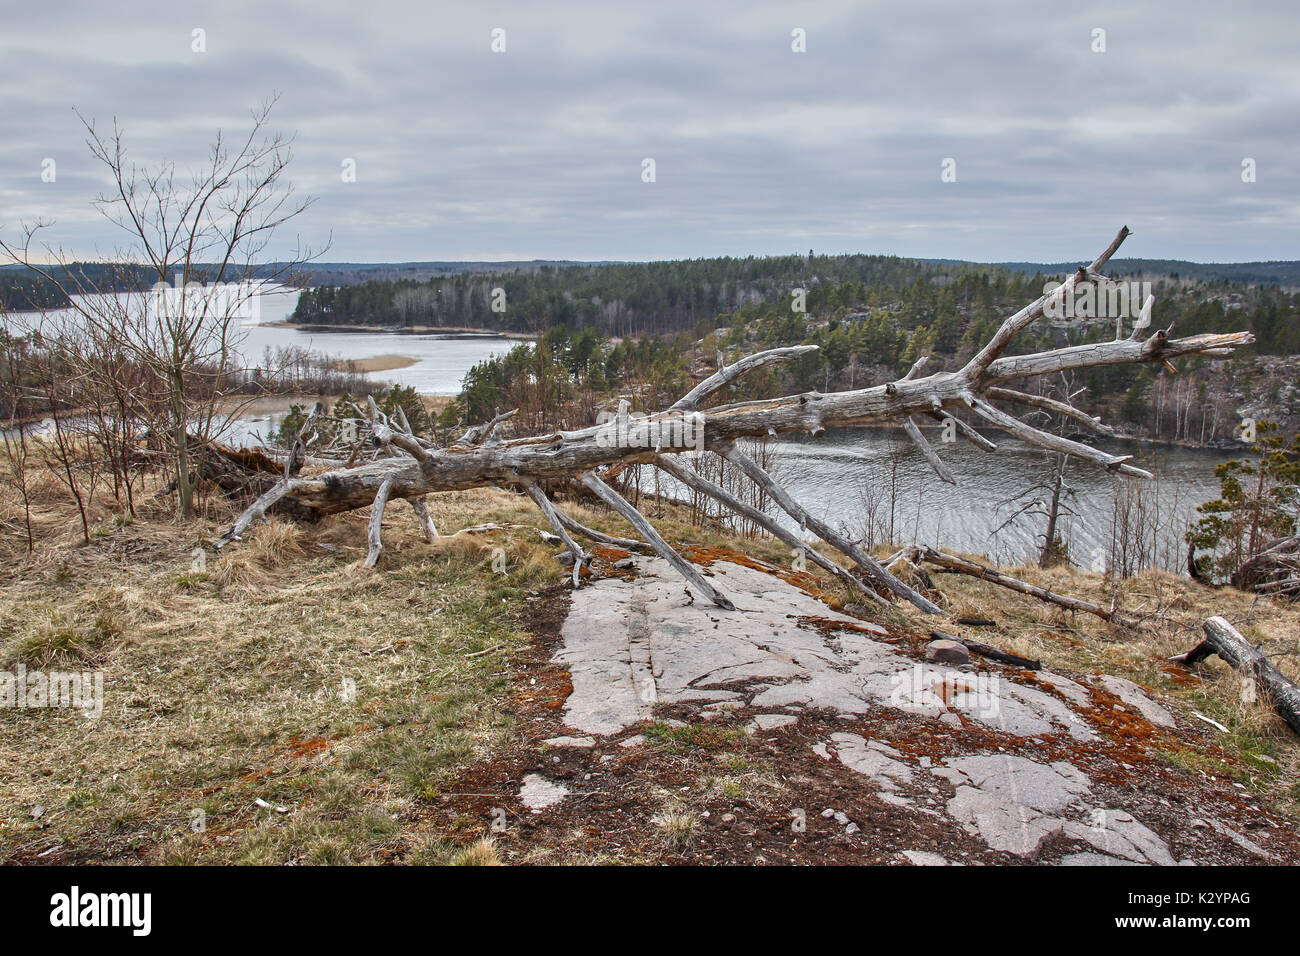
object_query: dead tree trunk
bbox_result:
[912,546,1144,629]
[1171,616,1300,736]
[213,227,1254,615]
[1230,536,1300,599]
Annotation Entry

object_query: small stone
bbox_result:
[721,813,736,823]
[833,811,850,825]
[925,639,971,665]
[543,735,596,748]
[845,822,860,835]
[821,808,836,818]
[614,558,636,569]
[901,850,949,866]
[619,734,647,748]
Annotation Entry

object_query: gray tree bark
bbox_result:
[1172,616,1300,736]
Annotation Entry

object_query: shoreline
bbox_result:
[266,321,534,340]
[219,392,457,419]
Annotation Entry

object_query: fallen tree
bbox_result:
[1171,616,1300,736]
[908,546,1145,629]
[1230,535,1300,600]
[214,227,1254,615]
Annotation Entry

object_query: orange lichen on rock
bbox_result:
[683,545,841,604]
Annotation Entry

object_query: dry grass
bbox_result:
[449,837,502,866]
[652,808,697,852]
[1,469,1297,864]
[0,476,566,865]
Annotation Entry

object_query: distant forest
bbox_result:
[5,252,1297,447]
[928,258,1300,287]
[6,252,1297,322]
[286,255,1300,349]
[0,259,609,311]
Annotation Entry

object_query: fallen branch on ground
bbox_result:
[914,546,1144,629]
[1171,616,1300,736]
[929,630,1042,669]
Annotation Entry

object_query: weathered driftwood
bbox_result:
[364,474,396,568]
[284,402,325,481]
[984,387,1114,437]
[721,443,944,613]
[1171,616,1300,735]
[914,546,1144,629]
[214,227,1253,614]
[654,454,891,607]
[524,480,588,587]
[899,356,957,484]
[408,496,440,543]
[581,470,735,609]
[553,509,652,553]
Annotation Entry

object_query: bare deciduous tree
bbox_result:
[1,96,324,519]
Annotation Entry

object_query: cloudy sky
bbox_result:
[2,0,1296,264]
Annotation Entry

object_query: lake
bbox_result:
[3,286,520,397]
[235,289,522,395]
[7,287,1241,569]
[641,428,1241,571]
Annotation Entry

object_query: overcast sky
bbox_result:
[2,0,1296,263]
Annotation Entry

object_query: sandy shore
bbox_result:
[329,354,419,373]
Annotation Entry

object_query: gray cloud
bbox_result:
[2,0,1296,262]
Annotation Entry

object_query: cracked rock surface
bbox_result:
[550,556,1292,865]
